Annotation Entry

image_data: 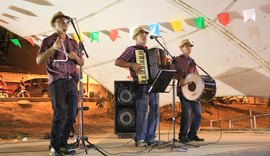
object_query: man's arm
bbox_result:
[69,51,84,66]
[36,37,61,65]
[36,46,55,65]
[115,58,141,74]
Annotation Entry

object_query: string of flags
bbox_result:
[3,8,257,48]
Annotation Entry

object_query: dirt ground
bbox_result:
[0,101,269,140]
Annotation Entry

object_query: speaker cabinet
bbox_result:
[114,80,136,138]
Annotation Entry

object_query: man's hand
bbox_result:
[179,78,186,87]
[52,37,62,50]
[68,51,79,60]
[132,63,142,75]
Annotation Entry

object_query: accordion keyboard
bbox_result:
[135,50,149,84]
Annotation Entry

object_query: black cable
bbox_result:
[196,103,223,146]
[94,143,160,156]
[164,102,223,148]
[98,139,133,149]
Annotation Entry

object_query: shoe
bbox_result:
[189,135,204,141]
[146,138,157,146]
[50,147,64,156]
[67,142,79,149]
[178,136,191,143]
[135,140,147,147]
[59,146,77,155]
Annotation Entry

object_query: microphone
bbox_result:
[150,35,161,39]
[64,17,76,24]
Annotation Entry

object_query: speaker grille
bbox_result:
[114,80,136,136]
[118,88,134,104]
[117,108,135,127]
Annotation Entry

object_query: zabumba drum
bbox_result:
[181,73,216,102]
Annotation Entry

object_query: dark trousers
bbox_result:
[178,90,202,138]
[49,78,78,150]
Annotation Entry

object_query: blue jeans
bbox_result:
[49,78,78,150]
[135,84,158,142]
[178,90,202,138]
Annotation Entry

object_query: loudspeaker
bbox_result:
[114,80,136,138]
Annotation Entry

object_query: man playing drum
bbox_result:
[172,39,204,143]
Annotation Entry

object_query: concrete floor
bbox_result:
[0,130,269,156]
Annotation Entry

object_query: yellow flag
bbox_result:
[170,20,182,32]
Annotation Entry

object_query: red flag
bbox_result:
[218,12,230,26]
[26,38,35,46]
[109,29,118,42]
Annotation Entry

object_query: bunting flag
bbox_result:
[25,37,35,46]
[90,32,99,42]
[73,33,82,43]
[11,39,21,48]
[109,29,118,42]
[243,8,256,23]
[217,12,231,27]
[170,20,182,32]
[149,23,160,36]
[2,15,261,46]
[194,17,205,29]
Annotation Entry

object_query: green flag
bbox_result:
[194,17,205,29]
[90,32,99,42]
[11,39,21,48]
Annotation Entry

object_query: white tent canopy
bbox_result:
[1,0,269,104]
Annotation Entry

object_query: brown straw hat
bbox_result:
[50,11,70,28]
[132,27,149,39]
[179,39,194,47]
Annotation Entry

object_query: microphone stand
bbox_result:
[69,19,106,156]
[152,37,186,150]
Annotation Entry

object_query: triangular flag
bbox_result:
[11,39,21,48]
[194,17,205,29]
[90,32,99,42]
[25,38,35,46]
[243,8,256,23]
[109,29,118,42]
[217,12,231,26]
[170,20,182,32]
[149,23,160,36]
[73,33,82,43]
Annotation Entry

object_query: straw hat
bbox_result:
[179,39,194,47]
[50,11,70,28]
[132,27,149,39]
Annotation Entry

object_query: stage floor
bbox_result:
[0,130,269,156]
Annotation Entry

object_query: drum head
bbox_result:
[181,73,204,101]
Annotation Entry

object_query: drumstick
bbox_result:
[183,81,192,86]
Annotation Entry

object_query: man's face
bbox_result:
[180,44,192,55]
[54,17,68,32]
[135,31,148,45]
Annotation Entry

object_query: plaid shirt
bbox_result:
[38,33,83,85]
[117,44,148,79]
[175,54,197,77]
[172,54,197,93]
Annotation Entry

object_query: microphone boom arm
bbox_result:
[153,38,186,75]
[69,20,89,58]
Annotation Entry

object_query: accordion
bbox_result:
[135,48,168,84]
